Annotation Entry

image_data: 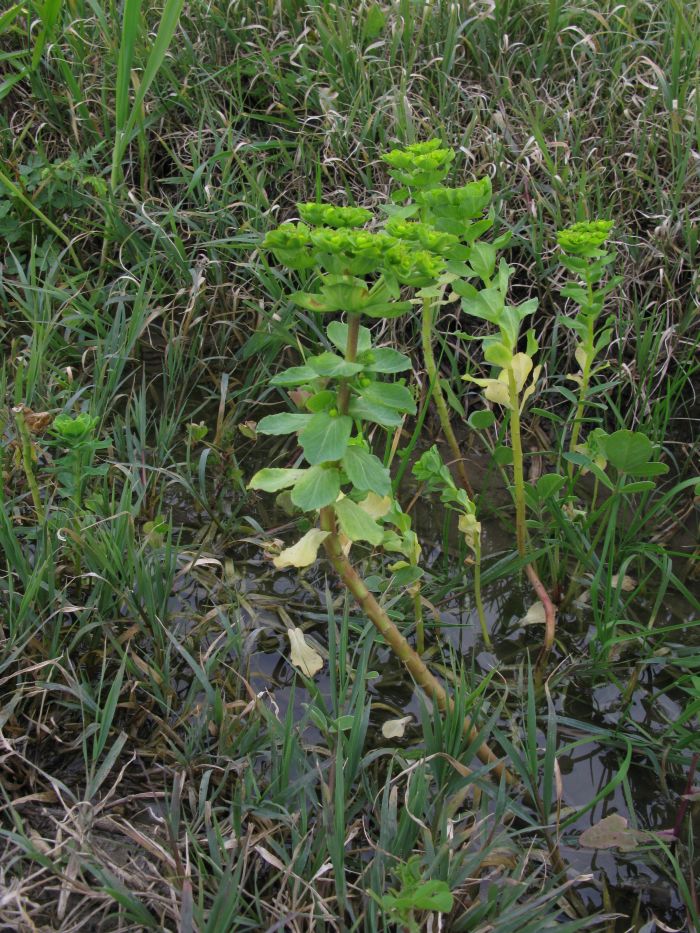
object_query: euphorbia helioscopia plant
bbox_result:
[249,197,513,779]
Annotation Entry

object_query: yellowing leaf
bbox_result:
[273,528,329,569]
[579,814,647,851]
[287,628,324,677]
[463,354,537,411]
[482,378,511,407]
[521,601,549,625]
[510,353,534,392]
[357,491,392,520]
[381,715,412,739]
[458,512,481,551]
[575,344,590,372]
[611,574,636,591]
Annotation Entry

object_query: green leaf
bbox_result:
[298,413,353,464]
[334,497,384,545]
[361,348,412,373]
[362,299,413,318]
[563,452,614,490]
[270,366,319,386]
[359,381,416,415]
[347,397,403,427]
[306,390,336,412]
[291,291,334,312]
[409,881,454,913]
[327,321,371,355]
[468,242,496,282]
[535,473,566,500]
[257,413,312,435]
[493,445,513,466]
[248,468,307,492]
[483,341,512,369]
[290,466,341,510]
[467,410,496,430]
[341,447,391,495]
[599,429,668,477]
[308,352,364,378]
[619,480,656,494]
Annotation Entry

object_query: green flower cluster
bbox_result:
[385,219,462,257]
[382,139,455,189]
[52,412,99,442]
[263,223,314,269]
[416,177,492,220]
[385,243,445,286]
[557,220,614,255]
[297,202,373,229]
[310,228,396,275]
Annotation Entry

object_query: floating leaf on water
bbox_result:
[273,528,329,569]
[579,813,647,851]
[381,715,413,739]
[521,602,548,626]
[287,628,324,677]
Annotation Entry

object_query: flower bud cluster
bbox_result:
[382,139,455,189]
[557,220,613,255]
[416,177,492,220]
[386,219,460,257]
[297,202,373,229]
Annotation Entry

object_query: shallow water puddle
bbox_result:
[225,515,698,929]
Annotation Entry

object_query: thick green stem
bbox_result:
[473,539,491,648]
[507,373,556,654]
[13,407,45,523]
[337,311,360,415]
[568,272,595,477]
[319,506,513,783]
[421,298,474,496]
[567,329,593,480]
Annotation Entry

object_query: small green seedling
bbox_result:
[50,412,109,508]
[371,856,453,933]
[556,220,619,473]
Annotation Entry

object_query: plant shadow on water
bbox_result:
[223,446,699,930]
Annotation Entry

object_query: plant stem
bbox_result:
[508,374,527,560]
[473,538,491,647]
[421,298,474,496]
[13,407,45,523]
[337,311,360,415]
[412,585,425,655]
[567,322,594,478]
[319,506,513,784]
[507,372,556,654]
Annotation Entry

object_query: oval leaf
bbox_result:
[249,468,307,492]
[257,413,312,436]
[273,528,329,569]
[334,497,384,545]
[341,446,391,495]
[290,465,341,511]
[298,412,353,464]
